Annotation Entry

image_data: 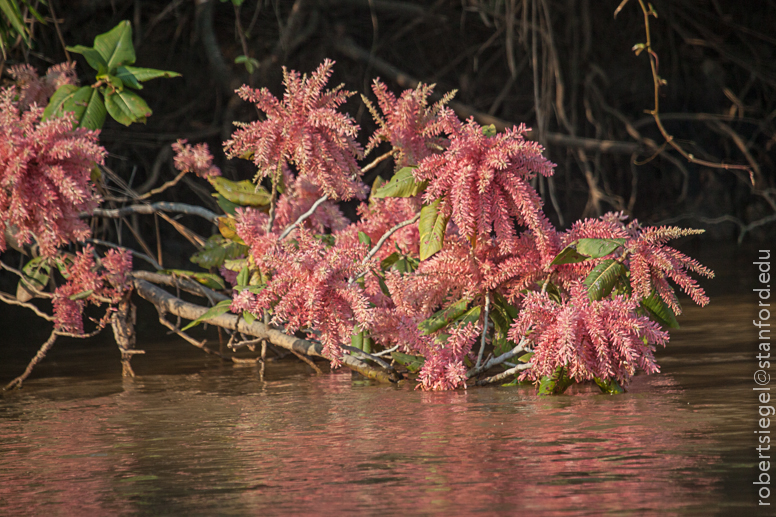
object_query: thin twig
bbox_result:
[350,212,421,284]
[105,169,188,203]
[278,195,329,239]
[373,344,399,357]
[4,331,58,390]
[0,291,54,321]
[361,149,397,173]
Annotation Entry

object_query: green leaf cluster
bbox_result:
[42,21,180,129]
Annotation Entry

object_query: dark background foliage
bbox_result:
[2,0,774,267]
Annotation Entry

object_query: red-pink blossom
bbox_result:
[224,59,364,201]
[8,62,77,110]
[364,80,459,167]
[509,282,669,385]
[0,88,105,257]
[52,245,132,334]
[413,119,558,262]
[172,139,221,178]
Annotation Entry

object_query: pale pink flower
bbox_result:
[172,139,221,178]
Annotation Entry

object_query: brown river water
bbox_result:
[0,243,768,515]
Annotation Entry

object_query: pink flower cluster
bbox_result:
[224,59,364,201]
[53,245,133,334]
[172,139,221,178]
[8,62,77,111]
[510,282,669,384]
[0,87,106,257]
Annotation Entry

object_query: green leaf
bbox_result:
[115,65,181,89]
[234,55,259,73]
[216,216,246,244]
[373,166,427,198]
[43,85,107,130]
[236,266,250,287]
[538,366,574,395]
[418,199,448,261]
[576,238,626,259]
[518,352,534,363]
[209,177,271,207]
[0,0,29,45]
[16,257,50,302]
[243,311,256,324]
[376,273,391,297]
[190,234,248,269]
[550,244,589,266]
[69,289,94,301]
[94,20,135,69]
[454,306,482,327]
[104,89,152,125]
[595,377,625,395]
[214,194,240,216]
[640,289,680,329]
[391,352,425,373]
[419,298,470,335]
[392,256,418,274]
[67,44,107,71]
[358,231,372,248]
[181,299,232,330]
[482,123,497,137]
[584,259,626,301]
[380,252,400,271]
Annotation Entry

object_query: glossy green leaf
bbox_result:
[115,65,181,90]
[68,44,107,71]
[69,289,94,301]
[584,259,626,301]
[358,231,372,248]
[391,351,425,373]
[236,266,250,287]
[595,377,625,394]
[214,194,240,216]
[104,89,152,125]
[576,238,626,259]
[380,252,400,271]
[550,244,589,266]
[640,289,680,329]
[43,85,107,130]
[190,234,248,269]
[209,177,271,207]
[16,257,50,302]
[181,299,232,331]
[419,199,448,261]
[419,298,470,335]
[455,306,482,327]
[94,20,135,68]
[372,166,427,198]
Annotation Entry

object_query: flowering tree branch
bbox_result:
[467,338,529,378]
[350,212,421,284]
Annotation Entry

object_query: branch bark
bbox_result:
[133,278,401,383]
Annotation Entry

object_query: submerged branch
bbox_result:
[467,339,529,378]
[133,278,401,383]
[474,362,532,386]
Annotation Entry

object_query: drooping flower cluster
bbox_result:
[224,59,364,200]
[509,282,669,384]
[0,88,106,257]
[8,62,78,110]
[172,139,221,178]
[413,120,558,261]
[52,245,133,334]
[364,80,459,167]
[625,224,713,313]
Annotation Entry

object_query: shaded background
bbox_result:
[1,0,773,270]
